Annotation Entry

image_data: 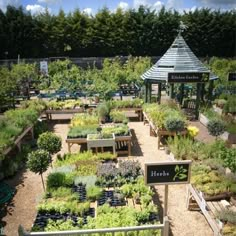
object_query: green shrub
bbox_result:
[110,110,128,123]
[164,116,185,132]
[86,186,103,201]
[97,103,109,119]
[37,132,62,155]
[207,119,225,137]
[46,172,66,190]
[27,149,51,191]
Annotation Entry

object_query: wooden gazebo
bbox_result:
[141,26,218,119]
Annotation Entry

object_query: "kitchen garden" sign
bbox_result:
[145,161,191,185]
[168,72,209,83]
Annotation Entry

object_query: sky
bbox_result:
[0,0,236,15]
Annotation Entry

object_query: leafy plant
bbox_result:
[217,209,236,224]
[45,219,80,231]
[37,132,62,155]
[46,172,66,190]
[164,116,185,132]
[207,119,225,138]
[110,110,128,123]
[27,149,51,191]
[86,186,103,201]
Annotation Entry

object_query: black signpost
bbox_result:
[168,72,210,83]
[228,72,236,82]
[145,161,191,218]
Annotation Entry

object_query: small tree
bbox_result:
[207,119,225,139]
[37,132,62,155]
[27,149,50,191]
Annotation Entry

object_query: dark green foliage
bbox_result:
[37,132,62,155]
[27,150,50,175]
[27,149,50,191]
[164,116,185,132]
[46,172,66,189]
[0,6,235,58]
[207,119,225,137]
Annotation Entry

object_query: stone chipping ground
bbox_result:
[1,119,214,236]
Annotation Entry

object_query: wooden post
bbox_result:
[158,83,162,104]
[179,83,184,105]
[149,83,152,103]
[170,84,174,99]
[195,83,201,120]
[145,82,148,103]
[164,185,169,217]
[208,80,214,102]
[163,216,170,236]
[128,141,131,156]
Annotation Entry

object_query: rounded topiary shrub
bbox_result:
[207,119,225,137]
[37,132,62,155]
[165,117,185,132]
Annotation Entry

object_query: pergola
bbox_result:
[141,29,218,119]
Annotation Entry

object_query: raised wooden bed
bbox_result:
[87,133,116,154]
[3,125,34,156]
[45,108,84,120]
[66,134,132,156]
[116,107,143,121]
[187,184,223,236]
[199,113,209,127]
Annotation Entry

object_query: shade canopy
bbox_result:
[141,34,218,82]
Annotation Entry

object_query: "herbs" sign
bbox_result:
[145,161,191,185]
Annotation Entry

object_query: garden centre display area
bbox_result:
[0,94,235,235]
[0,54,235,235]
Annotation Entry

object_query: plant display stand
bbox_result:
[45,108,84,120]
[3,125,34,156]
[87,133,116,154]
[157,129,187,149]
[186,184,235,236]
[66,138,87,153]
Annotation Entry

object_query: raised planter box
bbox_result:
[220,131,236,144]
[87,133,116,154]
[199,113,209,127]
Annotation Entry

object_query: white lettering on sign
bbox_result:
[151,170,170,177]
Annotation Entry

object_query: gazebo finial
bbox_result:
[178,21,187,35]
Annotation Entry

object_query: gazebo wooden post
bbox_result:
[170,84,174,99]
[158,82,162,104]
[208,80,214,101]
[148,82,152,103]
[179,83,184,105]
[201,83,205,102]
[145,81,148,103]
[195,83,201,119]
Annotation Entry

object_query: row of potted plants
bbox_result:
[200,107,236,143]
[46,99,82,110]
[167,136,236,234]
[142,102,187,133]
[32,151,160,232]
[0,100,46,158]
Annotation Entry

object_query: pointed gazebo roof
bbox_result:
[141,34,218,82]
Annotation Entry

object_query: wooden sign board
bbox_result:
[228,72,236,81]
[145,161,191,186]
[168,72,209,83]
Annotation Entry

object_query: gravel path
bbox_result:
[1,120,213,236]
[129,122,213,236]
